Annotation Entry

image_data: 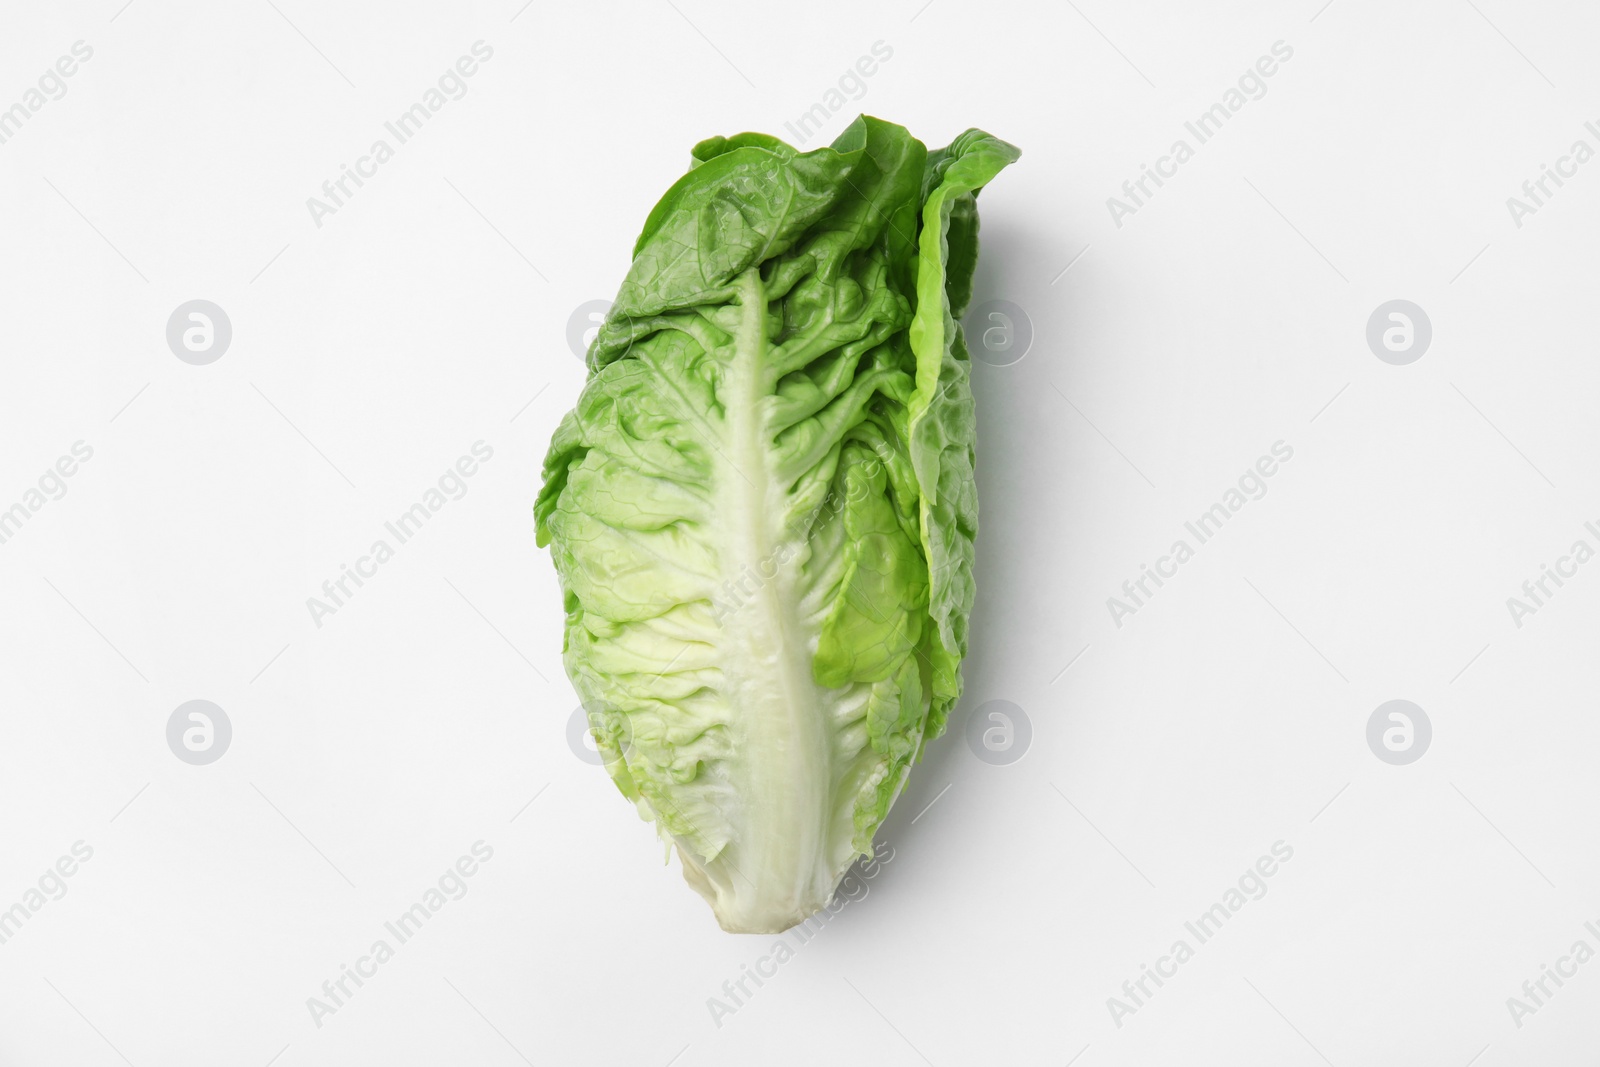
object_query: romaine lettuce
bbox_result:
[536,116,1018,932]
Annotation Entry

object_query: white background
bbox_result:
[1,0,1597,1064]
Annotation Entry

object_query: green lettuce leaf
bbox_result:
[536,116,1017,933]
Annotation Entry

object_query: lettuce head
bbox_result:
[535,116,1018,932]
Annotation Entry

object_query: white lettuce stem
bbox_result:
[688,267,835,933]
